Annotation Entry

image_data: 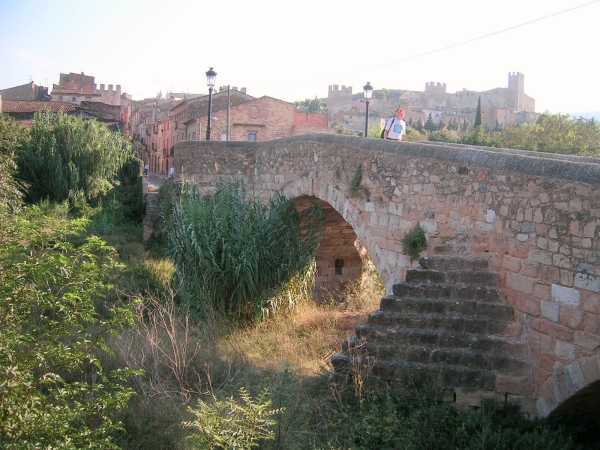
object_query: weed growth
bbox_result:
[168,183,323,322]
[402,223,427,261]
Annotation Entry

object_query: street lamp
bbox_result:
[363,81,373,138]
[205,67,217,141]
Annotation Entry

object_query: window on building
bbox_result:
[247,131,257,142]
[72,96,77,102]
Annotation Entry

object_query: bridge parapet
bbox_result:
[174,134,600,416]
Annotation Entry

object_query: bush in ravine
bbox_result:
[168,183,323,322]
[16,112,133,203]
[0,204,138,449]
[185,388,282,449]
[322,388,575,450]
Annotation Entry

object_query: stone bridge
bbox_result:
[172,134,600,417]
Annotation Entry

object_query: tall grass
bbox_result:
[168,183,323,323]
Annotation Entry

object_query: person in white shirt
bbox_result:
[383,108,407,141]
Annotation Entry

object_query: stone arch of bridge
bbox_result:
[280,177,386,301]
[293,195,367,301]
[537,354,600,419]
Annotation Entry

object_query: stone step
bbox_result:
[368,310,511,335]
[379,297,514,322]
[356,324,525,357]
[392,283,502,303]
[365,343,529,375]
[406,269,498,287]
[419,256,489,272]
[371,360,496,391]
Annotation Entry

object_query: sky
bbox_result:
[1,0,599,113]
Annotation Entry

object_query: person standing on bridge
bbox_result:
[382,108,407,141]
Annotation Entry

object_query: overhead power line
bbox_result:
[377,0,600,66]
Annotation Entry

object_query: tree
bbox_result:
[0,115,29,209]
[424,113,437,132]
[474,96,482,128]
[17,112,134,203]
[295,97,326,113]
[0,207,137,448]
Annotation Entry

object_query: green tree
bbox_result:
[424,113,436,132]
[0,115,29,210]
[460,113,600,155]
[295,97,326,113]
[474,96,482,128]
[17,112,133,203]
[0,205,137,448]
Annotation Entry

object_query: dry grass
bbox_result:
[223,259,383,376]
[111,253,385,449]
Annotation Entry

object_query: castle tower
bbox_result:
[508,72,525,111]
[327,84,353,118]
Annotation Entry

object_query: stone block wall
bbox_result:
[173,134,600,414]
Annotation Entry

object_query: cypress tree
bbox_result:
[424,113,436,132]
[474,96,482,128]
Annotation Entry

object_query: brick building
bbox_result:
[139,88,329,176]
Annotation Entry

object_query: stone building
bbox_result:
[0,100,78,125]
[0,81,49,101]
[50,72,129,107]
[328,72,537,133]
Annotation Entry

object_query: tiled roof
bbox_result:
[2,100,79,113]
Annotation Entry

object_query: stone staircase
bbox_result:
[332,256,531,407]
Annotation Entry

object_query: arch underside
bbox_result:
[294,196,364,302]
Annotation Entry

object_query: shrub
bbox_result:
[0,151,22,211]
[0,114,29,156]
[16,112,133,203]
[321,387,575,450]
[404,127,428,142]
[402,224,427,261]
[429,128,461,143]
[115,155,143,223]
[0,115,29,210]
[185,388,282,449]
[168,183,322,322]
[0,205,137,448]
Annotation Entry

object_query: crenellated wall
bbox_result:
[173,134,600,415]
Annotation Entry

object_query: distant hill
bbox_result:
[571,112,600,121]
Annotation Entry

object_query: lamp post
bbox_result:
[363,81,373,138]
[205,67,217,141]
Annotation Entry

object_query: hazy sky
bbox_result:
[1,0,599,112]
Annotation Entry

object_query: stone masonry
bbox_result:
[172,134,600,416]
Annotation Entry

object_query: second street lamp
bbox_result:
[363,81,373,138]
[205,67,217,141]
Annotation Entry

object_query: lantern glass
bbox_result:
[206,67,217,88]
[363,82,373,100]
